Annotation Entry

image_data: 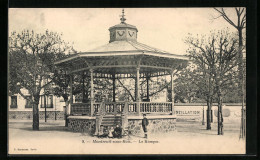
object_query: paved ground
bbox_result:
[8,119,245,154]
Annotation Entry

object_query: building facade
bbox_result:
[8,88,66,120]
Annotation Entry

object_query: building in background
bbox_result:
[8,88,66,120]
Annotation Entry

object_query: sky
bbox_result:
[9,8,240,55]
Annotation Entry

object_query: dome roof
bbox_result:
[108,9,138,43]
[109,22,138,31]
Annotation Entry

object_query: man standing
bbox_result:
[142,114,149,138]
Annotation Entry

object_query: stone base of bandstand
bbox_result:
[67,116,96,134]
[67,115,177,136]
[128,115,177,135]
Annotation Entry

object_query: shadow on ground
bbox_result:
[17,126,70,132]
[9,121,71,132]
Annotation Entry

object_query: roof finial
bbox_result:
[120,8,126,23]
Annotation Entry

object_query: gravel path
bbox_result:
[8,119,245,154]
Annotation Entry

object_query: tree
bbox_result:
[175,58,217,129]
[174,64,209,104]
[213,7,246,137]
[9,30,71,130]
[174,63,242,103]
[116,66,187,102]
[186,30,239,135]
[52,69,71,126]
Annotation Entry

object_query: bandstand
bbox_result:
[55,9,188,135]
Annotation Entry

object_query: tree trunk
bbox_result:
[65,100,69,127]
[238,28,246,138]
[217,90,223,135]
[206,98,212,130]
[207,67,213,130]
[32,95,40,130]
[238,29,244,104]
[211,109,213,123]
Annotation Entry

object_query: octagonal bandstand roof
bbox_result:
[55,9,188,78]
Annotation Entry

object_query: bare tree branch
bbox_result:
[117,78,135,101]
[149,82,170,97]
[214,8,238,29]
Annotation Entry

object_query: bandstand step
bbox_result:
[100,114,122,127]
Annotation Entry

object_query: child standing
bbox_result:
[142,114,149,138]
[108,126,114,138]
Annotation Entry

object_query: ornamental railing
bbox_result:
[140,102,173,113]
[128,102,137,114]
[104,102,125,114]
[94,103,101,114]
[71,101,173,116]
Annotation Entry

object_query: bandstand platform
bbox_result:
[55,9,188,135]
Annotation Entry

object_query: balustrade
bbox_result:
[71,101,173,116]
[140,102,172,113]
[94,103,101,113]
[104,102,125,114]
[128,102,137,113]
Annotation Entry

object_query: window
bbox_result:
[10,96,17,108]
[40,95,53,108]
[25,96,32,108]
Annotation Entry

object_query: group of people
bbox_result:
[98,124,122,138]
[97,114,149,139]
